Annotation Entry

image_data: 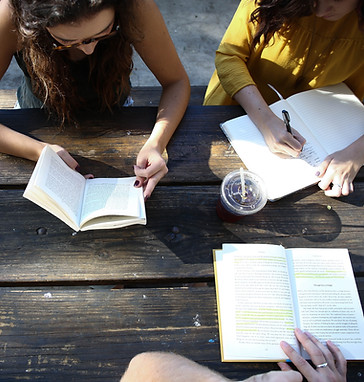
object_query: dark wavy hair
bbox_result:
[10,0,142,125]
[251,0,364,47]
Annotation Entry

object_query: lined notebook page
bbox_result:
[286,83,364,154]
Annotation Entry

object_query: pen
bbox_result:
[282,110,292,134]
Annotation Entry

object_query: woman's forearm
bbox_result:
[147,75,190,152]
[233,84,276,131]
[0,123,45,161]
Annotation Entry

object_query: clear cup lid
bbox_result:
[221,170,267,215]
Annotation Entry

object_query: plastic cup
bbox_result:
[216,169,267,222]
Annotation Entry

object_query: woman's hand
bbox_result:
[316,137,364,197]
[49,144,94,179]
[133,142,168,200]
[279,328,347,382]
[48,144,80,170]
[259,114,306,158]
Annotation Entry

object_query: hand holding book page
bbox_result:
[220,83,364,201]
[23,145,146,231]
[213,244,364,362]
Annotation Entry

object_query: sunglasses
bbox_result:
[52,24,120,51]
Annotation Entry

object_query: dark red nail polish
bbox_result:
[134,180,140,187]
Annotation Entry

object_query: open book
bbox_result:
[23,146,146,231]
[213,244,364,362]
[220,83,364,201]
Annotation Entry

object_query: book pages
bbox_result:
[23,146,85,230]
[214,244,364,362]
[214,244,299,361]
[288,248,364,360]
[80,177,143,226]
[286,83,364,155]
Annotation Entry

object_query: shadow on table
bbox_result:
[73,155,132,178]
[263,202,342,243]
[146,194,343,266]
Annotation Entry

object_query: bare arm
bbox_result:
[0,0,16,80]
[120,352,230,382]
[0,1,66,165]
[0,123,82,171]
[0,124,45,161]
[0,0,45,160]
[0,0,80,170]
[132,0,190,199]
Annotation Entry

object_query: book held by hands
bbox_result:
[220,83,364,201]
[213,244,364,362]
[23,145,146,231]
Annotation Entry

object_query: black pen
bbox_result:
[282,110,292,134]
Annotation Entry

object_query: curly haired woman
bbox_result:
[204,0,364,197]
[0,0,190,199]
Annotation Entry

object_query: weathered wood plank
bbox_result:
[0,183,363,284]
[1,106,363,186]
[0,285,363,381]
[0,88,17,108]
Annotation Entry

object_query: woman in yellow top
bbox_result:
[204,0,364,198]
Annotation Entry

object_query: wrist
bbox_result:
[256,112,282,135]
[31,141,46,161]
[146,117,177,154]
[142,136,165,154]
[348,135,364,166]
[357,136,364,165]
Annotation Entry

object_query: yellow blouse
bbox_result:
[204,0,364,106]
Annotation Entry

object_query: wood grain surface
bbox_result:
[0,103,363,381]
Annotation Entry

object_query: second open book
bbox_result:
[23,146,146,231]
[220,83,364,201]
[213,244,364,362]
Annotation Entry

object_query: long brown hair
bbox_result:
[250,0,364,47]
[10,0,142,125]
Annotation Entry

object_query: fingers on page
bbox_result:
[327,340,347,375]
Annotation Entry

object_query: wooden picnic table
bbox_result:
[0,98,363,381]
